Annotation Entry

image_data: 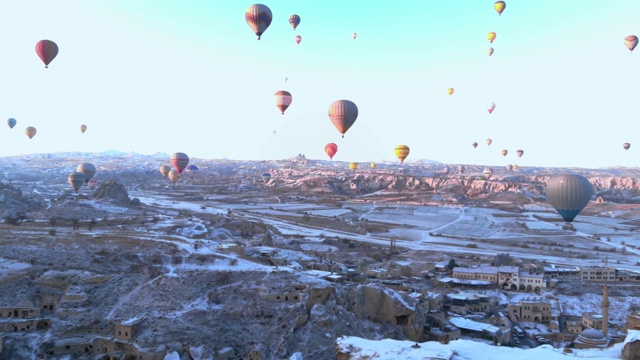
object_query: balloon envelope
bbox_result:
[7,118,16,129]
[76,163,97,183]
[245,4,272,40]
[352,32,357,40]
[328,100,358,137]
[262,173,271,182]
[68,172,85,192]
[294,35,302,45]
[486,138,492,146]
[487,32,496,43]
[623,143,631,150]
[370,162,377,169]
[447,88,454,95]
[516,149,524,157]
[501,149,508,156]
[168,170,180,184]
[472,142,478,148]
[35,40,58,68]
[80,124,87,133]
[487,102,496,114]
[186,164,199,173]
[488,47,494,56]
[546,174,593,223]
[394,145,410,164]
[483,168,493,178]
[324,143,338,160]
[494,1,506,15]
[289,14,300,30]
[160,165,171,177]
[274,90,292,114]
[349,162,358,171]
[25,126,37,139]
[170,152,190,174]
[625,35,638,52]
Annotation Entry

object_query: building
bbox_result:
[0,300,40,319]
[424,315,461,344]
[114,318,142,341]
[448,317,508,345]
[543,265,580,280]
[518,271,545,292]
[580,267,616,281]
[582,312,604,331]
[497,267,519,291]
[626,312,640,331]
[507,297,552,323]
[565,320,583,334]
[446,293,492,316]
[453,266,545,292]
[573,328,609,349]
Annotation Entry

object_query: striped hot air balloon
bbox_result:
[35,40,59,68]
[274,90,292,114]
[546,174,593,223]
[494,1,506,16]
[289,14,300,30]
[394,145,410,164]
[245,4,272,40]
[324,143,338,160]
[328,100,358,138]
[170,152,189,174]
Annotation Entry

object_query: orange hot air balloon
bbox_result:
[294,35,302,45]
[486,138,492,146]
[447,88,454,96]
[80,124,87,133]
[487,32,496,43]
[488,47,494,56]
[623,143,631,150]
[328,99,358,138]
[25,126,37,139]
[487,102,496,114]
[625,35,638,52]
[494,1,506,16]
[349,162,358,171]
[501,149,508,156]
[516,149,524,157]
[274,90,292,114]
[394,145,410,164]
[472,142,478,148]
[324,143,338,160]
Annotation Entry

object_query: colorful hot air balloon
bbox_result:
[488,47,494,56]
[289,14,300,30]
[274,90,292,115]
[483,168,493,178]
[68,172,85,192]
[245,4,272,40]
[487,32,496,43]
[623,143,631,150]
[324,143,338,160]
[352,32,357,40]
[516,149,524,157]
[328,100,358,138]
[294,35,302,45]
[447,88,454,96]
[546,174,593,223]
[394,145,410,164]
[494,1,506,15]
[486,138,492,146]
[261,173,271,182]
[168,170,180,184]
[472,142,478,148]
[501,149,508,157]
[349,162,358,171]
[170,152,190,174]
[7,118,16,129]
[160,165,171,177]
[36,40,58,68]
[487,102,496,114]
[80,124,87,133]
[625,35,638,52]
[458,165,465,174]
[370,162,377,169]
[25,126,37,139]
[76,163,96,183]
[88,178,97,190]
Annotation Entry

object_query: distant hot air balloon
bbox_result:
[546,174,593,223]
[625,35,638,52]
[186,164,199,173]
[76,163,96,183]
[394,145,410,164]
[516,149,524,157]
[35,40,58,68]
[513,164,519,171]
[483,168,493,178]
[289,14,300,30]
[80,124,87,133]
[488,47,494,56]
[352,32,357,40]
[472,142,478,148]
[506,164,513,171]
[494,1,506,15]
[25,126,37,139]
[160,165,171,178]
[501,149,508,157]
[245,4,272,40]
[370,162,377,169]
[68,172,85,192]
[325,143,338,160]
[487,32,496,43]
[458,165,465,174]
[486,138,492,146]
[487,102,496,114]
[328,100,358,138]
[447,88,454,96]
[170,152,190,174]
[7,118,16,129]
[349,162,358,171]
[294,35,302,45]
[88,178,97,190]
[168,170,180,185]
[623,143,631,150]
[274,90,292,114]
[262,173,271,183]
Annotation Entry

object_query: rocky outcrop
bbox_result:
[92,180,131,204]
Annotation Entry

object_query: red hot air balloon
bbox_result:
[35,40,59,68]
[170,152,190,174]
[325,143,338,160]
[274,90,292,114]
[245,4,272,40]
[328,100,358,138]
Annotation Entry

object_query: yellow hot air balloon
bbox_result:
[447,88,454,96]
[394,145,410,164]
[370,162,376,169]
[80,124,87,133]
[349,162,358,171]
[25,126,37,139]
[488,47,494,56]
[488,32,496,43]
[513,164,519,171]
[494,1,506,16]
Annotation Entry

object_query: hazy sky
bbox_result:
[1,1,640,168]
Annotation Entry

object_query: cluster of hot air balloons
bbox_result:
[67,162,97,192]
[158,152,191,185]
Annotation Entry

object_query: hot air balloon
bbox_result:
[294,35,302,45]
[516,149,524,157]
[488,47,494,56]
[447,88,454,96]
[506,164,513,171]
[328,100,358,138]
[483,168,493,178]
[394,145,410,164]
[501,149,508,157]
[352,32,357,40]
[487,102,496,114]
[513,164,519,171]
[274,90,292,114]
[324,143,338,160]
[546,174,593,223]
[80,124,87,133]
[472,142,478,148]
[77,163,96,183]
[458,165,465,174]
[170,152,190,174]
[262,173,272,183]
[370,162,377,169]
[160,165,171,177]
[623,143,631,150]
[88,178,97,190]
[35,40,58,68]
[443,166,451,175]
[625,35,638,52]
[68,172,85,192]
[486,138,492,146]
[25,126,37,139]
[289,14,300,30]
[494,1,506,15]
[245,4,272,40]
[186,164,199,173]
[168,170,180,185]
[487,32,496,43]
[7,118,16,129]
[349,162,358,171]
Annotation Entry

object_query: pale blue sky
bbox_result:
[0,1,639,168]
